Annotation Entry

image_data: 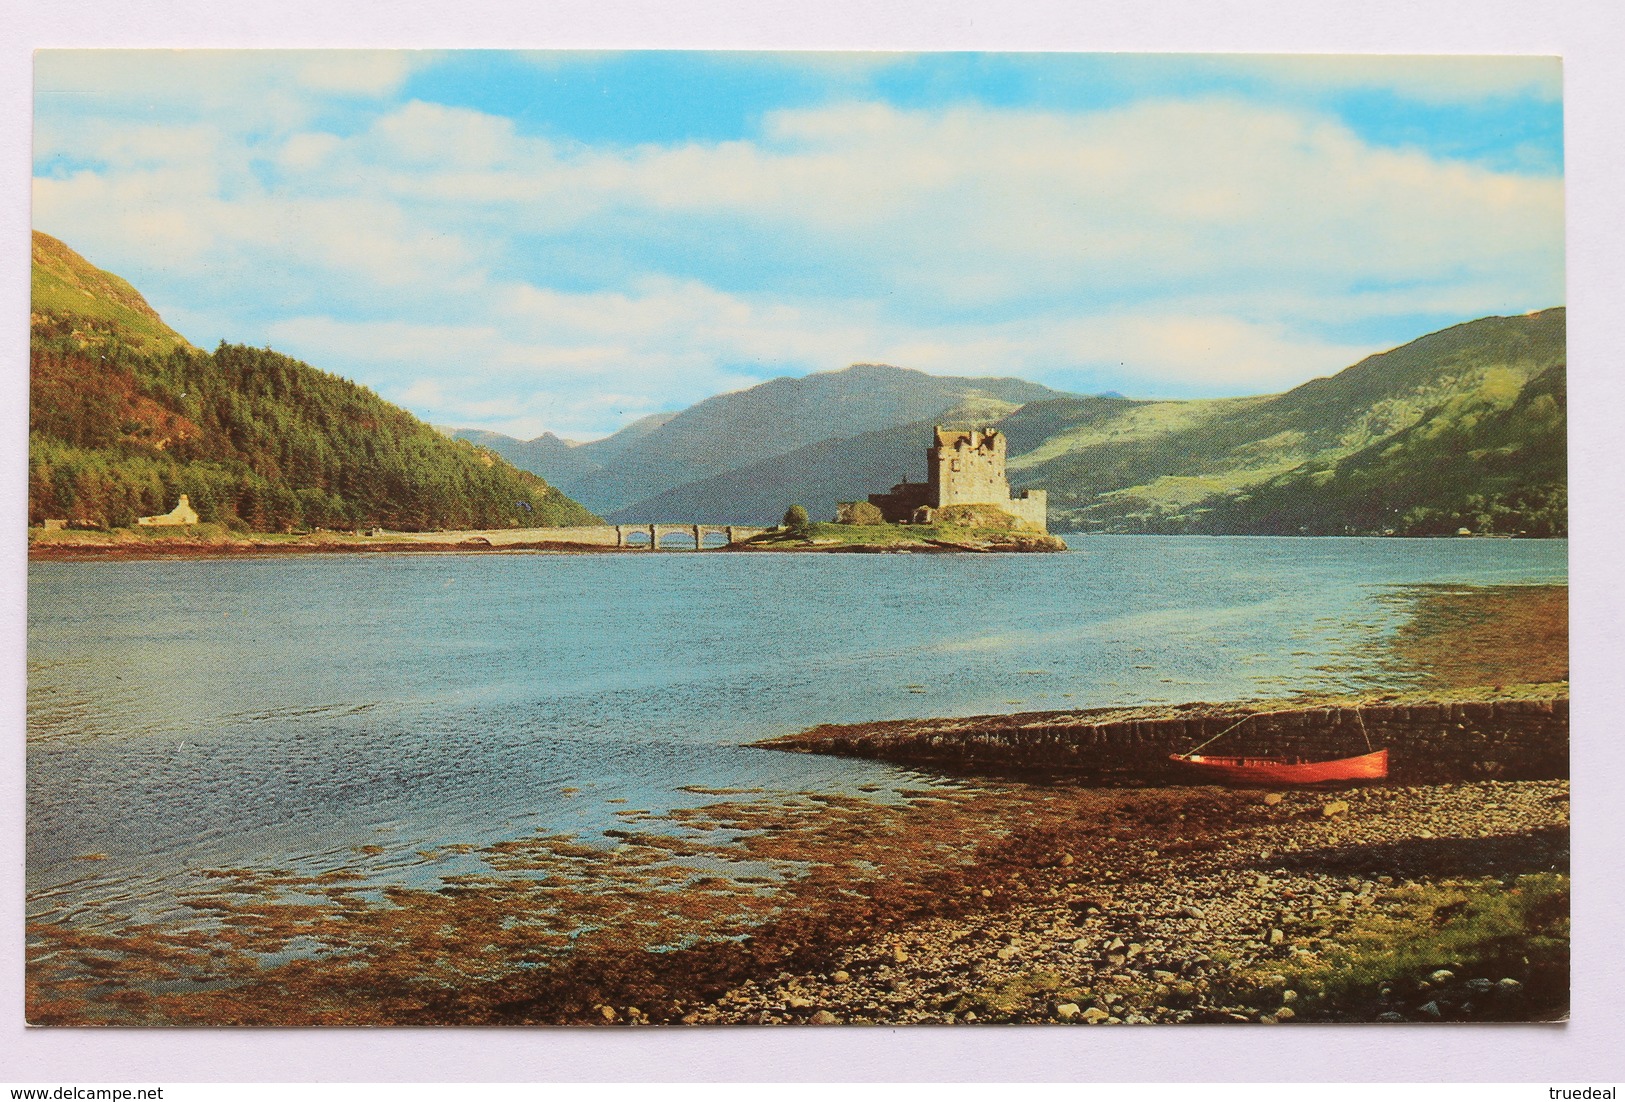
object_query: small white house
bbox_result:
[136,494,199,527]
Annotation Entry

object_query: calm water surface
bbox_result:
[27,536,1566,925]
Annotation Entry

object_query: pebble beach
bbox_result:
[680,778,1569,1026]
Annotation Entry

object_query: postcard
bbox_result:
[25,49,1568,1029]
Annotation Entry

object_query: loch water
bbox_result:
[26,536,1567,926]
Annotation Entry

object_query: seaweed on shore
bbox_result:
[26,783,1252,1026]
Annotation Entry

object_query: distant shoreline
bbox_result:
[26,522,1070,559]
[27,536,640,561]
[24,538,1054,560]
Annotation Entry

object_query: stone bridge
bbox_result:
[612,524,769,550]
[376,524,769,550]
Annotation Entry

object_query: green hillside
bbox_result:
[29,232,601,532]
[1011,310,1566,535]
[1186,362,1567,536]
[31,231,194,356]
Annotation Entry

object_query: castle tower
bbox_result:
[928,427,1011,507]
[925,426,1047,532]
[863,426,1047,531]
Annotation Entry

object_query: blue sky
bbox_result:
[33,51,1564,439]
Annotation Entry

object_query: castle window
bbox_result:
[951,459,962,471]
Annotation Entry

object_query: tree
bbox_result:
[782,504,810,532]
[841,500,884,526]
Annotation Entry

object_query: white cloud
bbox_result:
[277,132,343,173]
[36,50,423,110]
[257,280,1381,437]
[1050,314,1374,392]
[353,96,1560,305]
[295,51,421,96]
[1217,54,1562,105]
[238,94,1562,313]
[371,101,523,168]
[31,68,1564,438]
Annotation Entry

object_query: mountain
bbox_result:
[572,411,679,468]
[450,412,686,498]
[452,428,606,489]
[29,232,600,532]
[605,416,938,524]
[1009,309,1566,535]
[40,228,1560,537]
[1184,360,1566,536]
[548,363,1068,514]
[543,310,1565,535]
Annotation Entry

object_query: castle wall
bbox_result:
[868,481,931,523]
[1005,490,1047,532]
[841,427,1051,533]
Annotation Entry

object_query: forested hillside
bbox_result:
[29,233,600,532]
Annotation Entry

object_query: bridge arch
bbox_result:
[654,525,699,550]
[615,525,653,548]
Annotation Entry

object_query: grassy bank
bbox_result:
[1217,870,1568,1022]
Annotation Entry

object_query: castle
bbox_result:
[843,426,1048,533]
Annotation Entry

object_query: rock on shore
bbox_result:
[757,691,1570,786]
[678,779,1568,1025]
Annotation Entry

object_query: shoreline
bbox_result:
[28,683,1570,1026]
[28,528,1564,561]
[19,533,1553,562]
[27,538,637,561]
[28,768,1569,1027]
[25,577,1570,1027]
[26,530,1064,560]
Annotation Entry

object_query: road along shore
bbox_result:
[26,526,1057,559]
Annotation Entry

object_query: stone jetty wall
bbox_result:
[763,698,1569,784]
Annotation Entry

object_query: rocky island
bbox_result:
[734,425,1066,552]
[734,514,1067,554]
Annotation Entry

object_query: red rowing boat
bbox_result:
[1169,748,1388,786]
